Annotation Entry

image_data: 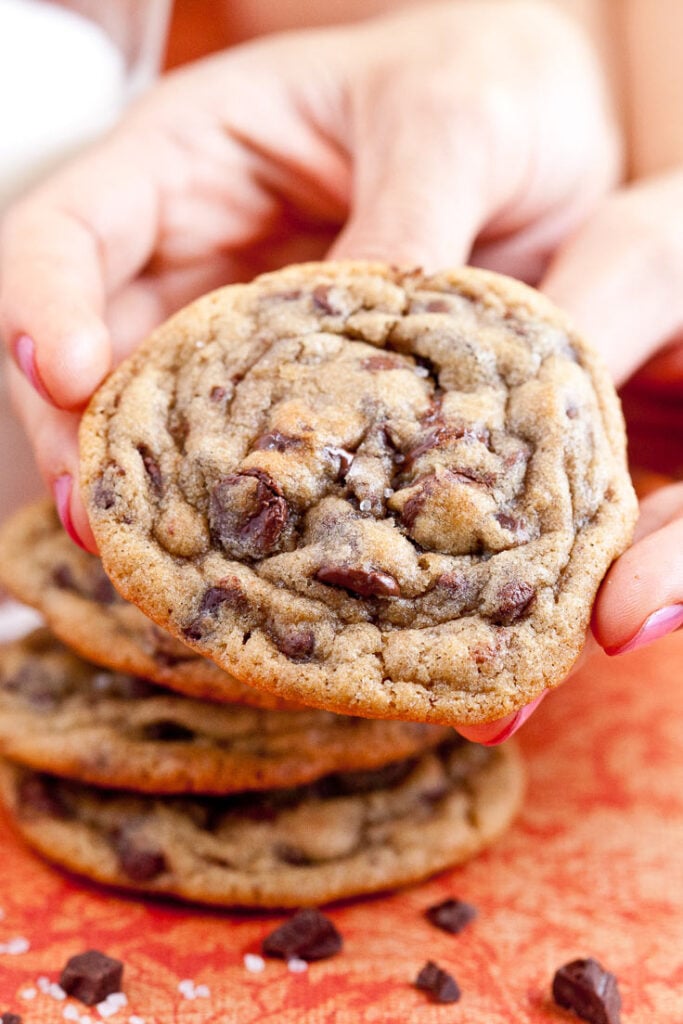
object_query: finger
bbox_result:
[457,691,547,746]
[541,170,683,386]
[6,363,96,552]
[593,483,683,655]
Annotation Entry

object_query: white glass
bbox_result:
[0,0,171,528]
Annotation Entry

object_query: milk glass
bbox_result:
[0,0,171,526]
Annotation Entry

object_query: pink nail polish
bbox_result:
[13,334,53,403]
[464,691,547,747]
[605,604,683,656]
[52,474,87,551]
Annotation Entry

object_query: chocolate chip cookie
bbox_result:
[80,262,637,725]
[0,500,299,709]
[0,737,523,907]
[0,630,449,793]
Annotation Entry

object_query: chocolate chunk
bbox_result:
[323,445,355,478]
[91,569,118,606]
[18,773,71,820]
[1,1014,22,1024]
[111,822,167,882]
[141,720,195,742]
[59,950,124,1007]
[252,431,302,453]
[137,444,163,494]
[3,663,69,709]
[52,562,79,592]
[425,898,477,934]
[315,565,400,598]
[491,580,536,625]
[415,961,461,1004]
[209,470,289,560]
[210,385,228,402]
[552,958,622,1024]
[262,909,342,961]
[270,626,315,662]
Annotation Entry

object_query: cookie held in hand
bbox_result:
[80,262,637,725]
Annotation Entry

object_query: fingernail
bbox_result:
[13,334,53,403]
[605,604,683,656]
[461,691,547,747]
[52,473,87,551]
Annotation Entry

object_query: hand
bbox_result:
[541,168,683,660]
[0,0,620,741]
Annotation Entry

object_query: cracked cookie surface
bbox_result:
[0,737,523,907]
[0,630,449,793]
[80,262,637,724]
[0,500,300,709]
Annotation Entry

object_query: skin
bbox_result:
[1,0,682,741]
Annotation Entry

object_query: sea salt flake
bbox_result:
[414,365,430,377]
[359,499,372,512]
[244,953,265,974]
[128,1016,145,1024]
[96,1001,118,1018]
[37,976,51,993]
[63,1007,80,1021]
[106,993,127,1009]
[49,982,67,1000]
[287,958,309,974]
[20,987,37,1000]
[194,985,210,998]
[6,936,30,954]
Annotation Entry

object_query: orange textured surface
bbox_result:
[0,631,681,1022]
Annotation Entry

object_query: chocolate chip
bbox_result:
[92,463,124,511]
[552,958,622,1024]
[140,720,196,742]
[319,758,415,797]
[424,298,452,313]
[183,581,250,641]
[111,821,167,882]
[209,470,289,560]
[275,843,313,866]
[415,961,461,1004]
[425,898,477,934]
[270,626,316,662]
[262,909,342,961]
[51,562,117,605]
[59,950,124,1007]
[252,431,302,453]
[312,284,346,316]
[18,773,71,819]
[137,444,163,494]
[315,565,400,598]
[1,1014,22,1024]
[90,672,158,701]
[491,580,536,625]
[360,354,407,372]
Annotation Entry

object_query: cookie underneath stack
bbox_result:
[0,502,523,907]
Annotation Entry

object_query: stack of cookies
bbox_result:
[0,262,636,908]
[0,501,523,907]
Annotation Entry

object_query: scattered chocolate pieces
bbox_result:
[0,1013,22,1024]
[59,949,124,1006]
[415,960,461,1004]
[262,908,342,961]
[552,958,622,1024]
[425,897,477,935]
